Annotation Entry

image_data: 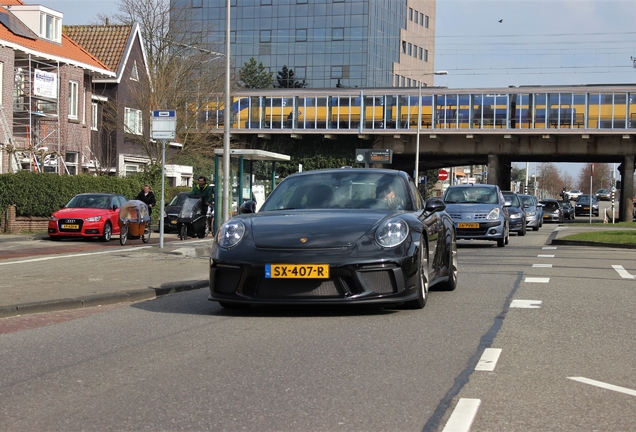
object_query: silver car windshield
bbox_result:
[444,187,498,204]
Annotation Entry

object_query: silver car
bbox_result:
[518,193,542,231]
[443,184,510,247]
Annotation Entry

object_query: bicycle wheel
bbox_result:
[179,224,187,240]
[119,225,128,245]
[142,223,151,243]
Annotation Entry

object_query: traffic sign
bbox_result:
[438,169,449,181]
[152,110,177,140]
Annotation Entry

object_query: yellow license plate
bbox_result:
[61,224,79,229]
[171,220,177,224]
[265,264,330,279]
[583,207,590,210]
[458,223,479,228]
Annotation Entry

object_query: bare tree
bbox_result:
[538,162,563,199]
[102,0,230,162]
[576,163,611,193]
[561,172,574,190]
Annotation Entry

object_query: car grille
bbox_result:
[58,218,84,232]
[448,213,489,220]
[253,278,343,298]
[357,270,396,294]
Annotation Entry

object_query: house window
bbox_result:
[68,81,78,119]
[82,87,86,124]
[40,13,61,43]
[65,152,78,175]
[130,61,139,81]
[296,29,307,42]
[260,30,271,43]
[91,102,98,131]
[332,28,344,41]
[124,107,143,135]
[125,164,142,177]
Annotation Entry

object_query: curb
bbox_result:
[550,239,636,249]
[0,279,209,319]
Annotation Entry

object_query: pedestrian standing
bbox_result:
[135,184,156,215]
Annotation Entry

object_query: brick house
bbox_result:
[63,22,156,177]
[0,0,115,175]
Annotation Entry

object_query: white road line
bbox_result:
[0,247,152,266]
[524,277,550,283]
[568,377,636,397]
[475,348,502,372]
[442,398,481,432]
[510,300,543,308]
[537,254,555,258]
[612,265,635,279]
[542,246,557,250]
[532,264,553,268]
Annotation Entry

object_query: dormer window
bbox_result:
[40,13,61,42]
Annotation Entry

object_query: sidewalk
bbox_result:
[0,236,212,318]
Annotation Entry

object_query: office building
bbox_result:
[172,0,436,88]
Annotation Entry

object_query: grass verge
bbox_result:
[560,230,636,244]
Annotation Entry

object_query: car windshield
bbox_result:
[570,190,581,194]
[169,194,189,206]
[577,195,595,204]
[260,171,414,211]
[542,202,559,211]
[518,195,534,207]
[503,193,520,207]
[66,195,111,209]
[444,187,498,204]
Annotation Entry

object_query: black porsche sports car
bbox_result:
[209,168,458,310]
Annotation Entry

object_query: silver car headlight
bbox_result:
[85,216,102,222]
[510,213,521,219]
[375,218,409,248]
[49,216,58,221]
[526,211,536,217]
[487,208,501,220]
[216,220,246,248]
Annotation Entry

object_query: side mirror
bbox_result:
[504,200,512,207]
[424,198,446,213]
[112,205,118,211]
[240,200,257,214]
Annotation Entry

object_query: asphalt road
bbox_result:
[1,221,635,431]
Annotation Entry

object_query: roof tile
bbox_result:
[63,25,132,72]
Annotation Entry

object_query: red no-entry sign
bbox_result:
[438,169,449,181]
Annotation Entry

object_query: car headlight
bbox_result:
[526,211,536,216]
[487,208,501,220]
[85,216,102,222]
[162,210,167,218]
[510,213,521,219]
[375,218,409,248]
[49,216,58,221]
[216,220,246,248]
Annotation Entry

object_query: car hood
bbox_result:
[444,203,501,216]
[53,208,113,218]
[165,204,182,215]
[246,210,391,248]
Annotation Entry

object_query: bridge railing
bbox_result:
[190,86,636,133]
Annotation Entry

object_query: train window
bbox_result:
[615,93,627,104]
[573,94,586,105]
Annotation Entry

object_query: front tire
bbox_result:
[403,241,428,309]
[119,225,128,245]
[179,224,187,241]
[100,222,112,242]
[518,222,526,236]
[438,236,457,291]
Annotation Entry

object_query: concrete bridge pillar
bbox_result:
[487,154,511,191]
[618,155,634,222]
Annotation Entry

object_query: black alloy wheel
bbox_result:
[403,240,429,309]
[438,235,458,291]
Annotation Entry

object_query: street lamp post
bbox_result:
[415,71,448,183]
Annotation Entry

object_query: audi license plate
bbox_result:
[583,207,590,210]
[61,224,79,229]
[265,264,329,279]
[458,223,479,228]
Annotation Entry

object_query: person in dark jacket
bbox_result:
[135,184,157,215]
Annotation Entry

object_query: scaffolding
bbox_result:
[10,54,62,173]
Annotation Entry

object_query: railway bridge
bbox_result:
[210,84,636,221]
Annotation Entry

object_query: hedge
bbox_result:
[0,171,189,223]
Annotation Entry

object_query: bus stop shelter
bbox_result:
[213,148,290,233]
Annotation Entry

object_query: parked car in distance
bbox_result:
[517,193,542,231]
[209,168,458,310]
[566,189,583,200]
[443,184,510,247]
[575,194,599,216]
[163,192,191,232]
[502,191,526,236]
[595,189,610,201]
[48,193,127,241]
[559,200,575,220]
[540,199,565,223]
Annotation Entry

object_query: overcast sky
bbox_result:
[40,0,633,178]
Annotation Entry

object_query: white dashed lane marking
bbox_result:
[524,277,550,283]
[568,377,636,397]
[510,300,543,308]
[442,398,481,432]
[537,254,555,258]
[612,265,635,279]
[475,348,502,372]
[542,246,557,250]
[532,264,553,268]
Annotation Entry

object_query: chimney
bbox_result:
[105,18,110,25]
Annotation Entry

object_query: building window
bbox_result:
[295,67,306,79]
[420,13,424,26]
[333,0,344,2]
[332,28,344,41]
[40,13,61,43]
[400,76,405,87]
[261,0,272,4]
[413,45,418,57]
[0,62,3,102]
[297,0,307,3]
[296,29,307,42]
[425,15,429,28]
[409,8,413,21]
[130,61,139,81]
[395,74,400,87]
[91,102,98,131]
[192,0,202,6]
[414,11,419,24]
[68,81,78,119]
[65,152,78,175]
[407,78,411,87]
[408,43,412,56]
[260,30,271,43]
[124,107,143,135]
[419,47,423,60]
[424,49,429,62]
[402,41,406,54]
[125,164,142,177]
[82,87,86,124]
[331,66,343,79]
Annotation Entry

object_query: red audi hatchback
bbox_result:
[48,193,127,241]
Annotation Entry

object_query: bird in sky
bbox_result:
[498,19,503,23]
